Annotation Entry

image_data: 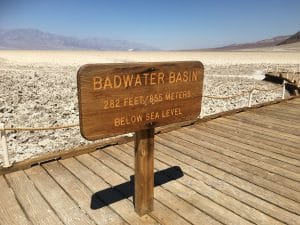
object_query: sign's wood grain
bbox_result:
[77,61,204,140]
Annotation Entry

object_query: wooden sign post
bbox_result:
[134,128,154,215]
[77,61,204,215]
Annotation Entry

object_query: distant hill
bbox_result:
[0,28,156,51]
[277,31,300,45]
[210,35,290,51]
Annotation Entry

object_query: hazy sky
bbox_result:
[0,0,299,50]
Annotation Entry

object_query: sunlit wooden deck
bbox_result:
[1,98,299,225]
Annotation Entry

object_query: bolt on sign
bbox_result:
[77,61,204,140]
[77,61,204,216]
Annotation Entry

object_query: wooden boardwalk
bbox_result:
[0,98,299,225]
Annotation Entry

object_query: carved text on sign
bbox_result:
[93,70,199,90]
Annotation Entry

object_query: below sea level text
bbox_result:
[114,107,182,127]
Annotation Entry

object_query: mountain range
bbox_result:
[211,35,290,50]
[0,28,299,51]
[0,28,156,51]
[277,31,300,45]
[206,31,300,51]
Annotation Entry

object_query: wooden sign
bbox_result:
[77,61,204,140]
[77,61,204,216]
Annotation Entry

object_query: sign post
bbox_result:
[134,128,154,215]
[77,61,204,215]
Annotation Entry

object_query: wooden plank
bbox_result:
[263,110,300,119]
[75,150,191,225]
[285,99,300,106]
[250,110,300,129]
[227,115,300,147]
[246,112,300,132]
[204,118,300,163]
[255,111,300,124]
[291,97,300,102]
[134,128,154,216]
[239,108,300,124]
[165,130,300,193]
[158,132,300,203]
[233,112,300,136]
[191,122,300,175]
[150,140,300,225]
[205,120,300,164]
[274,99,300,106]
[255,107,300,120]
[61,156,190,225]
[222,116,300,146]
[267,99,300,108]
[110,145,259,225]
[77,61,203,140]
[195,124,300,174]
[91,149,221,225]
[264,102,300,112]
[157,132,300,215]
[202,122,300,165]
[0,176,32,225]
[117,144,284,225]
[219,117,300,150]
[288,99,300,103]
[24,165,95,225]
[288,104,300,109]
[217,117,300,153]
[66,155,161,225]
[100,147,227,225]
[40,161,127,225]
[5,170,63,225]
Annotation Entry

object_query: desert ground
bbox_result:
[1,49,300,165]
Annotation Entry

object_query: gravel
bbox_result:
[0,58,297,166]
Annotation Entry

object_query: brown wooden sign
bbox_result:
[77,61,204,140]
[77,61,204,215]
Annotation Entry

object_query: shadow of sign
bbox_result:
[90,166,184,210]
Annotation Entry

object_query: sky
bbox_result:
[0,0,300,50]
